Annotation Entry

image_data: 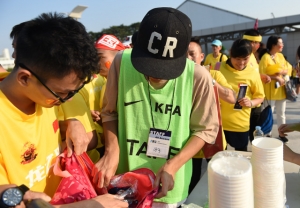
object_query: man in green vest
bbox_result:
[93,7,218,207]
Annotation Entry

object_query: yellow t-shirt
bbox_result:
[61,93,95,133]
[79,74,107,150]
[259,53,288,100]
[61,93,100,162]
[80,74,106,113]
[248,53,259,72]
[220,62,265,132]
[0,91,62,197]
[204,53,228,70]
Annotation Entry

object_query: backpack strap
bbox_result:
[219,53,223,62]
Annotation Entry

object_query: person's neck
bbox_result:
[147,77,168,89]
[0,76,36,115]
[213,52,219,58]
[269,49,277,57]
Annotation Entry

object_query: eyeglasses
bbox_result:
[18,63,86,103]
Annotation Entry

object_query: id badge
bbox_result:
[146,128,171,159]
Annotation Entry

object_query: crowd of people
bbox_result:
[0,6,300,208]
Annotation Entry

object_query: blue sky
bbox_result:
[1,0,299,58]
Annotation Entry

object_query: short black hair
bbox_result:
[244,29,260,37]
[190,36,201,46]
[10,21,27,39]
[15,13,99,82]
[230,39,252,58]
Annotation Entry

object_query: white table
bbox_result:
[186,152,300,207]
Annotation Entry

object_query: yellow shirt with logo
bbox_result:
[0,91,62,197]
[259,53,289,100]
[220,62,265,132]
[204,53,228,70]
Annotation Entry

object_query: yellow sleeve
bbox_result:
[211,70,233,90]
[251,71,265,99]
[286,61,293,76]
[60,93,95,133]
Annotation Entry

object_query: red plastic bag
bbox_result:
[107,168,158,208]
[50,150,104,205]
[50,149,157,207]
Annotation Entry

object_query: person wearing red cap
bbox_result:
[78,34,126,158]
[95,34,126,78]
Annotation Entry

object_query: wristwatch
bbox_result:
[212,78,216,86]
[0,184,29,207]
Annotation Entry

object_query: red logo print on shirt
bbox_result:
[53,119,59,133]
[21,142,38,164]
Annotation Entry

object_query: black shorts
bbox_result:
[224,130,249,149]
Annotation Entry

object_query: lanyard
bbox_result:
[147,78,176,131]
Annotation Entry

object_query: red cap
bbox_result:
[95,34,126,51]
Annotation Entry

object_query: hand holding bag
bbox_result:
[50,149,158,207]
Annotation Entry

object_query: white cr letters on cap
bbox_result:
[148,32,177,58]
[162,37,177,58]
[148,32,161,54]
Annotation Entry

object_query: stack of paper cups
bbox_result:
[208,156,254,208]
[251,137,286,207]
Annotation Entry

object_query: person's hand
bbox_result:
[65,119,90,157]
[91,110,101,122]
[92,194,128,208]
[277,77,285,86]
[238,97,252,108]
[278,124,298,137]
[261,74,271,83]
[16,191,51,208]
[65,194,128,208]
[92,151,119,188]
[154,164,176,199]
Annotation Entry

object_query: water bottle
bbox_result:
[253,126,264,139]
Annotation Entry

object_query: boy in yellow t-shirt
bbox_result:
[0,13,127,208]
[203,39,228,69]
[80,34,126,156]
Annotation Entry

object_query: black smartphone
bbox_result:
[234,84,248,110]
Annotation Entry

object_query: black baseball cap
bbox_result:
[131,7,192,80]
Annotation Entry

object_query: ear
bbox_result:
[16,69,32,87]
[200,53,205,61]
